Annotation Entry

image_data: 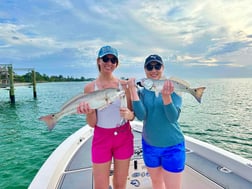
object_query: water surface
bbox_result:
[0,79,251,189]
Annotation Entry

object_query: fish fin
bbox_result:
[39,114,58,131]
[169,76,190,87]
[191,87,206,103]
[120,93,127,108]
[120,118,127,125]
[120,93,127,124]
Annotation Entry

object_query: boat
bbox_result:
[29,120,252,189]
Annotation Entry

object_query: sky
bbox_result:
[0,0,252,79]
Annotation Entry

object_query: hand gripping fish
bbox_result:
[137,77,206,103]
[39,88,126,131]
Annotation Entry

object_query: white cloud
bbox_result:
[0,0,251,78]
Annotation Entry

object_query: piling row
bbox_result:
[0,64,37,103]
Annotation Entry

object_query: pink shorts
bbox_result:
[92,121,134,163]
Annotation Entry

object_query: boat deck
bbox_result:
[55,125,252,189]
[29,121,252,189]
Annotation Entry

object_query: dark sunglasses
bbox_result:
[145,63,162,71]
[101,56,118,64]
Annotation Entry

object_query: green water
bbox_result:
[0,79,251,189]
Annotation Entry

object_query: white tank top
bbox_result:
[94,81,124,128]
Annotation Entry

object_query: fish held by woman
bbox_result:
[137,77,206,103]
[39,88,125,131]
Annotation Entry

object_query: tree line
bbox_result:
[14,72,94,82]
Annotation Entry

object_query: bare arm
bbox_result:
[127,78,146,120]
[127,78,140,101]
[120,79,135,121]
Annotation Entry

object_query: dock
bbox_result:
[0,64,37,103]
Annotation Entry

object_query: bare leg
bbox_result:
[113,158,131,189]
[92,161,111,189]
[148,166,183,189]
[147,167,165,189]
[163,169,183,189]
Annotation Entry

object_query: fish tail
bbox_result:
[39,114,57,131]
[191,87,206,103]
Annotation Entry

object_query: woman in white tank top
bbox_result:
[77,45,135,189]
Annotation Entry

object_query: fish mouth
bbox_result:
[136,78,148,87]
[138,78,154,90]
[136,81,143,87]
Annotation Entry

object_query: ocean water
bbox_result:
[0,78,251,189]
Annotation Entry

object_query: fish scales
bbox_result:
[39,88,125,131]
[139,77,206,103]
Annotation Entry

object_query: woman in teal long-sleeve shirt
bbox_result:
[128,54,185,189]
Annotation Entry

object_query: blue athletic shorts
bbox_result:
[142,139,186,173]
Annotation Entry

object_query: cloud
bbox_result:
[0,0,251,78]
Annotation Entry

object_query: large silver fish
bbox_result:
[39,88,125,131]
[137,77,206,103]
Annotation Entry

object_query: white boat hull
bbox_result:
[29,121,252,189]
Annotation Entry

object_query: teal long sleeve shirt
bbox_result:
[132,88,184,147]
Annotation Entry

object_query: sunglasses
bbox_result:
[101,56,118,64]
[145,63,162,71]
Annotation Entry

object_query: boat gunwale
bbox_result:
[29,120,252,189]
[28,126,94,189]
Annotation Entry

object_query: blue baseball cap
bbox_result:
[144,54,163,66]
[98,46,118,58]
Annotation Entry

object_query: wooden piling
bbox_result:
[1,64,37,103]
[8,66,15,103]
[32,70,37,99]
